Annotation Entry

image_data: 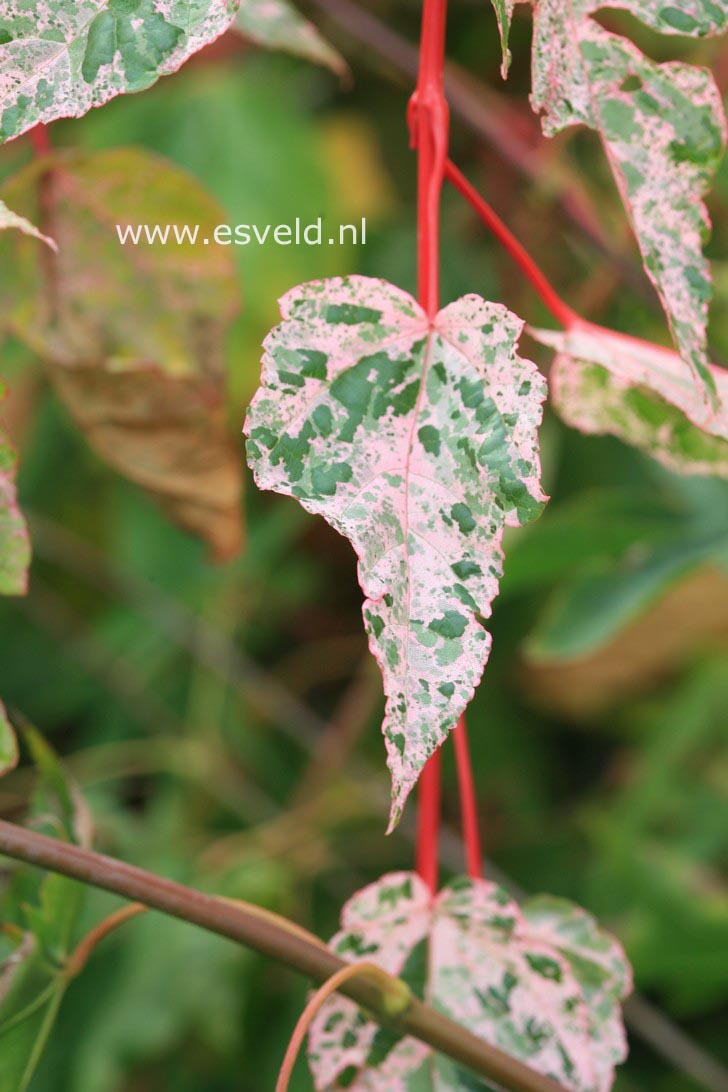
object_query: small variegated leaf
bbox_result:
[0,198,55,249]
[531,323,728,478]
[234,0,347,77]
[0,399,30,597]
[245,276,546,826]
[0,0,240,144]
[0,700,17,777]
[530,1,727,411]
[491,0,515,77]
[308,872,632,1092]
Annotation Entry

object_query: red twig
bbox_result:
[415,748,442,892]
[410,0,449,890]
[453,716,482,879]
[409,0,449,317]
[444,160,579,329]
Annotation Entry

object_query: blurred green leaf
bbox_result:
[0,401,30,597]
[0,726,89,1092]
[0,700,17,777]
[525,531,728,661]
[234,0,347,77]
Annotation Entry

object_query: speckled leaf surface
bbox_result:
[532,323,728,478]
[245,276,546,826]
[234,0,347,76]
[0,148,243,560]
[0,700,17,777]
[308,872,631,1091]
[0,197,54,248]
[0,0,240,143]
[531,1,727,412]
[0,403,30,597]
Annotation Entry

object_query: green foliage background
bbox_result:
[1,4,727,1090]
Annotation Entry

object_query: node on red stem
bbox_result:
[410,0,449,318]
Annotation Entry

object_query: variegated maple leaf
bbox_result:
[532,322,728,478]
[530,1,727,412]
[0,0,240,143]
[245,277,547,826]
[308,872,632,1091]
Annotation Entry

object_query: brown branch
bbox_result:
[0,819,567,1092]
[25,515,728,1092]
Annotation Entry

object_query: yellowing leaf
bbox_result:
[308,872,632,1091]
[0,0,240,143]
[234,0,347,77]
[531,322,728,478]
[246,276,546,825]
[0,149,244,560]
[531,2,727,411]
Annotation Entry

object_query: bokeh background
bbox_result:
[1,2,728,1089]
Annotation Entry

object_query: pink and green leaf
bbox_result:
[0,0,240,144]
[491,0,515,77]
[308,872,632,1091]
[531,323,728,478]
[530,1,727,411]
[234,0,347,77]
[245,276,546,826]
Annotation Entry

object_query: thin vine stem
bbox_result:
[453,716,483,879]
[27,122,59,316]
[0,820,568,1092]
[411,0,449,894]
[410,0,449,317]
[444,159,579,329]
[275,962,409,1092]
[64,903,147,978]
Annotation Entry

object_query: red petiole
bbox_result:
[411,0,448,890]
[415,748,442,892]
[453,716,483,879]
[445,159,579,329]
[410,0,488,893]
[29,122,52,157]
